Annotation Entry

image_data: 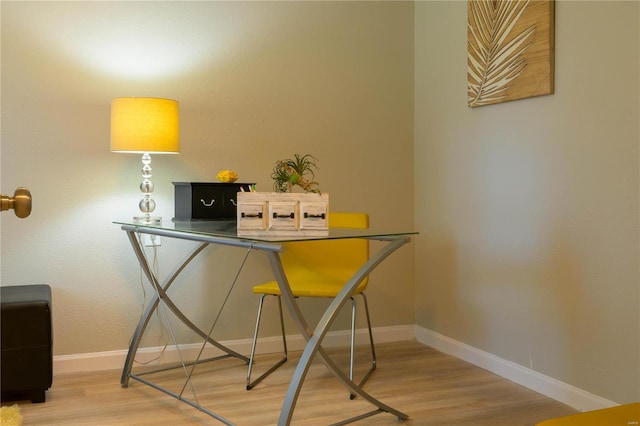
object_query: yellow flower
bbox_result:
[216,170,238,183]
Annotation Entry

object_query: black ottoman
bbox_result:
[1,284,52,403]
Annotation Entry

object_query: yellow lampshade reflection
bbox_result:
[110,97,180,153]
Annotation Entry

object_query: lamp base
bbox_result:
[133,215,161,225]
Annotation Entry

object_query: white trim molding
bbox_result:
[53,324,415,375]
[415,325,618,413]
[53,323,616,414]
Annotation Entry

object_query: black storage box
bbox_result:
[173,182,255,220]
[1,284,53,403]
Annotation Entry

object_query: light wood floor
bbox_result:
[6,340,577,425]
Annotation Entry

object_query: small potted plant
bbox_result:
[271,154,320,193]
[236,154,328,236]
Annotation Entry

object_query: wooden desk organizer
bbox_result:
[237,192,329,237]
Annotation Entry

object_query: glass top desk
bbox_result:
[114,219,417,425]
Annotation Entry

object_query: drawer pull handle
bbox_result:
[304,213,325,219]
[273,212,295,219]
[241,212,263,218]
[201,199,215,207]
[230,199,238,207]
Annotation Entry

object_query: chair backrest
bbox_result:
[281,212,370,294]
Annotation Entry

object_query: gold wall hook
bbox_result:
[1,187,32,218]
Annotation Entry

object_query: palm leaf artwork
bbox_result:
[468,0,536,107]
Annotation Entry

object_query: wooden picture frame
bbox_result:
[468,0,555,108]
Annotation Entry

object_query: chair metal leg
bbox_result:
[349,292,377,399]
[349,296,357,399]
[246,294,288,390]
[248,291,376,398]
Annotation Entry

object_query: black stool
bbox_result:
[1,284,53,403]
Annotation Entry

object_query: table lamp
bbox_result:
[111,97,180,225]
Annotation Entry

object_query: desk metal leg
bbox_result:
[121,231,249,388]
[268,236,411,425]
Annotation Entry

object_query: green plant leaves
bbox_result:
[271,154,320,193]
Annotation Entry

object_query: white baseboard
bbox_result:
[53,324,415,375]
[415,326,617,413]
[54,324,615,414]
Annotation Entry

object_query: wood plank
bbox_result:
[5,341,577,425]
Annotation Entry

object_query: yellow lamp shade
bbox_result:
[110,97,180,153]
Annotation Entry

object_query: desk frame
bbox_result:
[118,223,411,425]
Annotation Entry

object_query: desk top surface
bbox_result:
[114,219,417,243]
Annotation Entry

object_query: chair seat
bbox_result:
[535,403,639,426]
[246,212,375,394]
[253,278,367,298]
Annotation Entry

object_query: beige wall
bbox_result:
[415,0,639,405]
[1,2,414,353]
[3,0,638,408]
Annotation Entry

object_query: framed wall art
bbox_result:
[468,0,555,108]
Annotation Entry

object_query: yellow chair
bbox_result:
[535,402,639,426]
[246,212,375,397]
